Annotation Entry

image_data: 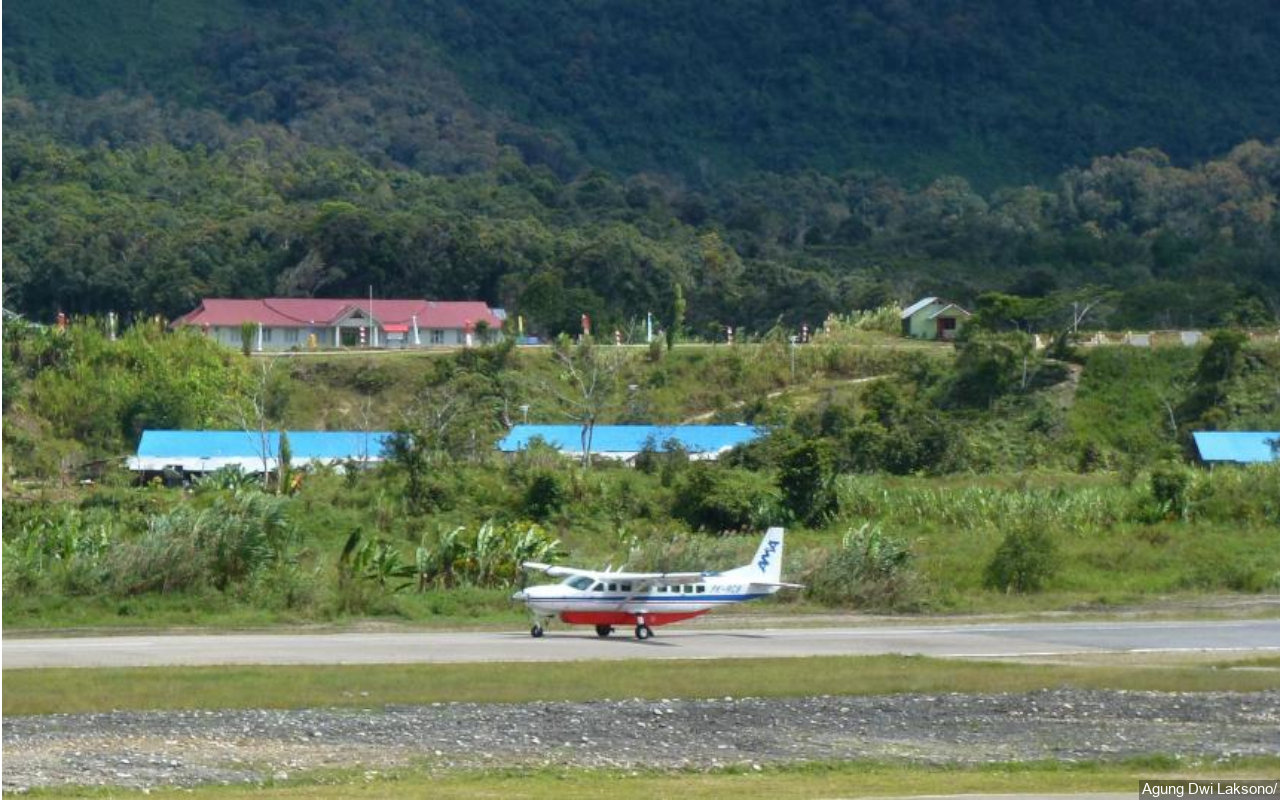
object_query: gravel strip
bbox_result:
[4,689,1278,791]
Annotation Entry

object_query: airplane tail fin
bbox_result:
[725,527,785,584]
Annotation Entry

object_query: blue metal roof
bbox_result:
[136,430,393,460]
[496,424,763,455]
[1192,431,1280,464]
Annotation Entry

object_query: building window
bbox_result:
[261,327,273,343]
[430,329,445,345]
[285,328,299,343]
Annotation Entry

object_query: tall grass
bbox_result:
[834,475,1131,532]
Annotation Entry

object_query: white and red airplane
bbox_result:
[512,527,800,640]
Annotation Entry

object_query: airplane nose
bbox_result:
[511,590,526,601]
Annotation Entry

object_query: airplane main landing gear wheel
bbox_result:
[530,623,544,638]
[595,625,614,638]
[634,623,653,640]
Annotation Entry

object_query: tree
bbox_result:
[984,523,1058,594]
[778,439,836,526]
[233,360,285,485]
[277,429,293,495]
[239,321,256,357]
[388,379,483,509]
[539,337,626,468]
[969,292,1053,333]
[667,282,686,350]
[950,332,1036,408]
[1176,329,1249,436]
[275,249,343,297]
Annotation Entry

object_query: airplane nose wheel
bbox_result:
[595,625,614,638]
[530,623,544,638]
[634,623,653,640]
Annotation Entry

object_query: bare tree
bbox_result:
[389,378,494,508]
[275,249,345,298]
[539,336,627,468]
[234,359,283,485]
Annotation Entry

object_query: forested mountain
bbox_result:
[4,1,1280,330]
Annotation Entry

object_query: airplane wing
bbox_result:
[520,562,708,585]
[520,561,589,579]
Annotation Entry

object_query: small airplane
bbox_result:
[512,526,800,640]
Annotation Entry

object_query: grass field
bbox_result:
[8,654,1280,716]
[15,757,1280,798]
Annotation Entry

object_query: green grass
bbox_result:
[1217,656,1280,669]
[1,584,529,631]
[8,654,1280,716]
[16,757,1280,799]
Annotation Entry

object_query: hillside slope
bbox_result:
[7,0,1280,187]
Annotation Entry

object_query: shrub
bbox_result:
[107,492,297,595]
[1189,463,1280,524]
[1150,462,1193,520]
[2,507,116,595]
[778,440,836,525]
[634,436,690,486]
[673,465,781,532]
[521,471,566,521]
[801,523,919,610]
[414,521,562,589]
[625,532,756,573]
[983,522,1059,593]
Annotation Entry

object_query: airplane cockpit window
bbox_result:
[592,582,605,591]
[566,576,593,590]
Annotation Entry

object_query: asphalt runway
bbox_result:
[6,619,1280,669]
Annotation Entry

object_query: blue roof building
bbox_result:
[128,430,393,473]
[1192,431,1280,464]
[496,424,764,462]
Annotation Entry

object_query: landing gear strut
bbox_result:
[595,624,614,638]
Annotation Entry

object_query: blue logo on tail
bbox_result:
[757,539,780,573]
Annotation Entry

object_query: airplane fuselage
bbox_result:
[514,575,774,628]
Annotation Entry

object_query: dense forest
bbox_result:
[4,0,1280,333]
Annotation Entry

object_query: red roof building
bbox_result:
[174,298,504,351]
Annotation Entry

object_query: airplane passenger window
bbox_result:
[696,585,706,593]
[608,583,618,592]
[683,585,694,594]
[620,583,632,592]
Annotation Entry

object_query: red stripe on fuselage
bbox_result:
[559,610,709,627]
